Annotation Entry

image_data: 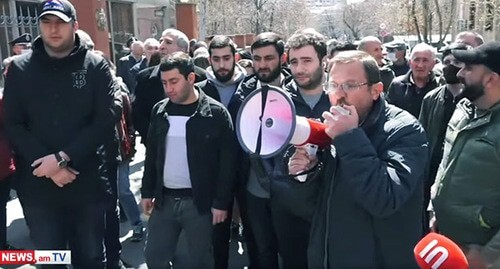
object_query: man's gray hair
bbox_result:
[357,36,381,51]
[410,43,436,59]
[144,38,160,48]
[162,29,189,53]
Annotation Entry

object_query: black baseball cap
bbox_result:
[38,0,77,23]
[452,41,500,74]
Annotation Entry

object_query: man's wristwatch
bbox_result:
[55,152,68,168]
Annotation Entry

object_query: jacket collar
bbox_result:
[149,65,161,79]
[360,96,385,136]
[155,86,213,118]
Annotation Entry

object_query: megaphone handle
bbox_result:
[254,86,269,154]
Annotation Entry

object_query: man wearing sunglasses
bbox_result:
[288,50,428,268]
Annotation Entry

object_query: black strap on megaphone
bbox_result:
[249,85,271,191]
[254,85,268,155]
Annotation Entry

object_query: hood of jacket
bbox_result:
[206,64,246,88]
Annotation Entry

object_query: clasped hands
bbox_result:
[31,153,79,187]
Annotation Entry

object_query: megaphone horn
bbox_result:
[236,85,332,158]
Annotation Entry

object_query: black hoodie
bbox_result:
[4,35,118,205]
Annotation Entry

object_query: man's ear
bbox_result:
[73,21,79,32]
[371,82,383,100]
[188,72,196,84]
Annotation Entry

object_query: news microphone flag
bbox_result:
[414,232,468,269]
[0,250,71,265]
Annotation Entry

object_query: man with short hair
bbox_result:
[117,40,144,92]
[3,0,119,267]
[141,52,236,269]
[235,32,291,269]
[386,43,442,117]
[270,29,331,269]
[195,35,247,269]
[431,41,500,268]
[358,36,395,92]
[455,30,484,48]
[129,38,160,93]
[386,40,410,76]
[132,29,206,145]
[418,42,468,231]
[288,50,427,268]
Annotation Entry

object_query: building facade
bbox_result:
[455,0,500,42]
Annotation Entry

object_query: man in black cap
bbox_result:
[418,42,469,233]
[385,40,410,76]
[9,33,32,56]
[431,41,500,268]
[3,0,119,268]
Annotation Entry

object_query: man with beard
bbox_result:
[418,42,469,233]
[234,32,291,269]
[431,42,500,269]
[195,35,250,269]
[269,29,331,269]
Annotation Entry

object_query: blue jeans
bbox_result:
[117,161,141,226]
[22,202,106,269]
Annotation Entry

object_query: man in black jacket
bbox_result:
[196,35,250,269]
[141,52,237,269]
[418,43,468,232]
[289,50,428,268]
[3,1,119,268]
[132,28,206,145]
[270,29,331,269]
[236,32,290,269]
[386,43,442,118]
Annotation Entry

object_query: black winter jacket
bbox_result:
[306,97,428,269]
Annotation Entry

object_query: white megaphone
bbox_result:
[236,85,334,158]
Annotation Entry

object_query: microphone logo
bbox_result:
[418,239,449,269]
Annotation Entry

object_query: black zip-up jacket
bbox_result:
[140,88,237,213]
[270,79,331,221]
[4,36,118,205]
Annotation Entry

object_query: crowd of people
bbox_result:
[1,0,500,269]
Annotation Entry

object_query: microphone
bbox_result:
[414,232,469,269]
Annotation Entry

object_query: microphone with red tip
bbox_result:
[414,232,469,269]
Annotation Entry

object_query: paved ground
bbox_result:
[0,140,249,268]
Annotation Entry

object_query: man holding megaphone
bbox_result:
[288,50,429,268]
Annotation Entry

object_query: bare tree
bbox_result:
[410,0,456,46]
[204,0,311,38]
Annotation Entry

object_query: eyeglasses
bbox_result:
[326,82,370,93]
